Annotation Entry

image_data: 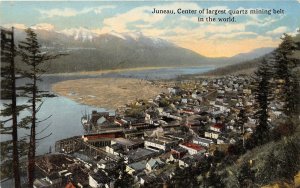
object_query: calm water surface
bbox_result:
[1,66,214,155]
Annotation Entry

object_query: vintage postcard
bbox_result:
[1,0,299,187]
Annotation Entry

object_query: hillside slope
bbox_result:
[13,28,216,73]
[203,33,300,76]
[12,28,275,73]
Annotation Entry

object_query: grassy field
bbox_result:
[52,78,167,110]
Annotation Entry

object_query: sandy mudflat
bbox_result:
[51,78,167,110]
[46,67,175,76]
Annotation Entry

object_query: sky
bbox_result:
[1,1,300,57]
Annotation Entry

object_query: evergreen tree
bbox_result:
[274,34,298,115]
[288,71,300,117]
[236,108,248,149]
[18,28,61,187]
[1,26,21,188]
[252,58,272,146]
[0,27,29,188]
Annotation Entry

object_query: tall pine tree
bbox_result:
[274,34,298,116]
[252,58,272,146]
[0,27,29,188]
[236,108,248,149]
[18,28,62,187]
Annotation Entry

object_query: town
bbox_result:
[1,1,300,187]
[32,74,287,188]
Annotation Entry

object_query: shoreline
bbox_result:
[49,66,217,109]
[51,78,167,109]
[44,65,214,77]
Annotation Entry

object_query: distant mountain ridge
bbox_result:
[203,33,300,76]
[230,47,275,62]
[11,27,275,73]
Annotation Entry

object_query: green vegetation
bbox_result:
[251,58,272,147]
[168,32,300,188]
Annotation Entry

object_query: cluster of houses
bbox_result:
[34,75,284,188]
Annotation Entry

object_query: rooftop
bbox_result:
[127,148,156,162]
[128,160,147,171]
[113,137,138,147]
[180,143,205,151]
[193,137,214,144]
[145,136,178,145]
[211,123,224,129]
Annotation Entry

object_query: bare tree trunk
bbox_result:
[27,67,36,188]
[10,27,21,188]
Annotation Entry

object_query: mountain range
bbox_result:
[203,33,300,76]
[12,27,275,73]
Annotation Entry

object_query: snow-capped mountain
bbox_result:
[59,27,98,42]
[105,31,168,45]
[12,27,273,73]
[13,27,209,73]
[107,31,128,40]
[55,28,173,47]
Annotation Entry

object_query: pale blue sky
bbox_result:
[1,1,299,57]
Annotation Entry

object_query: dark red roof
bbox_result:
[84,133,116,140]
[181,143,205,151]
[211,123,224,129]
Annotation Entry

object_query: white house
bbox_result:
[144,137,178,152]
[210,124,224,132]
[89,173,109,188]
[193,137,214,147]
[205,131,219,139]
[179,143,206,155]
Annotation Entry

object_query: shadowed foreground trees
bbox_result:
[251,58,272,147]
[1,27,31,188]
[1,26,22,188]
[274,34,298,116]
[18,28,63,187]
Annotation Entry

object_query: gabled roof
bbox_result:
[128,160,147,171]
[147,158,164,168]
[127,148,155,161]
